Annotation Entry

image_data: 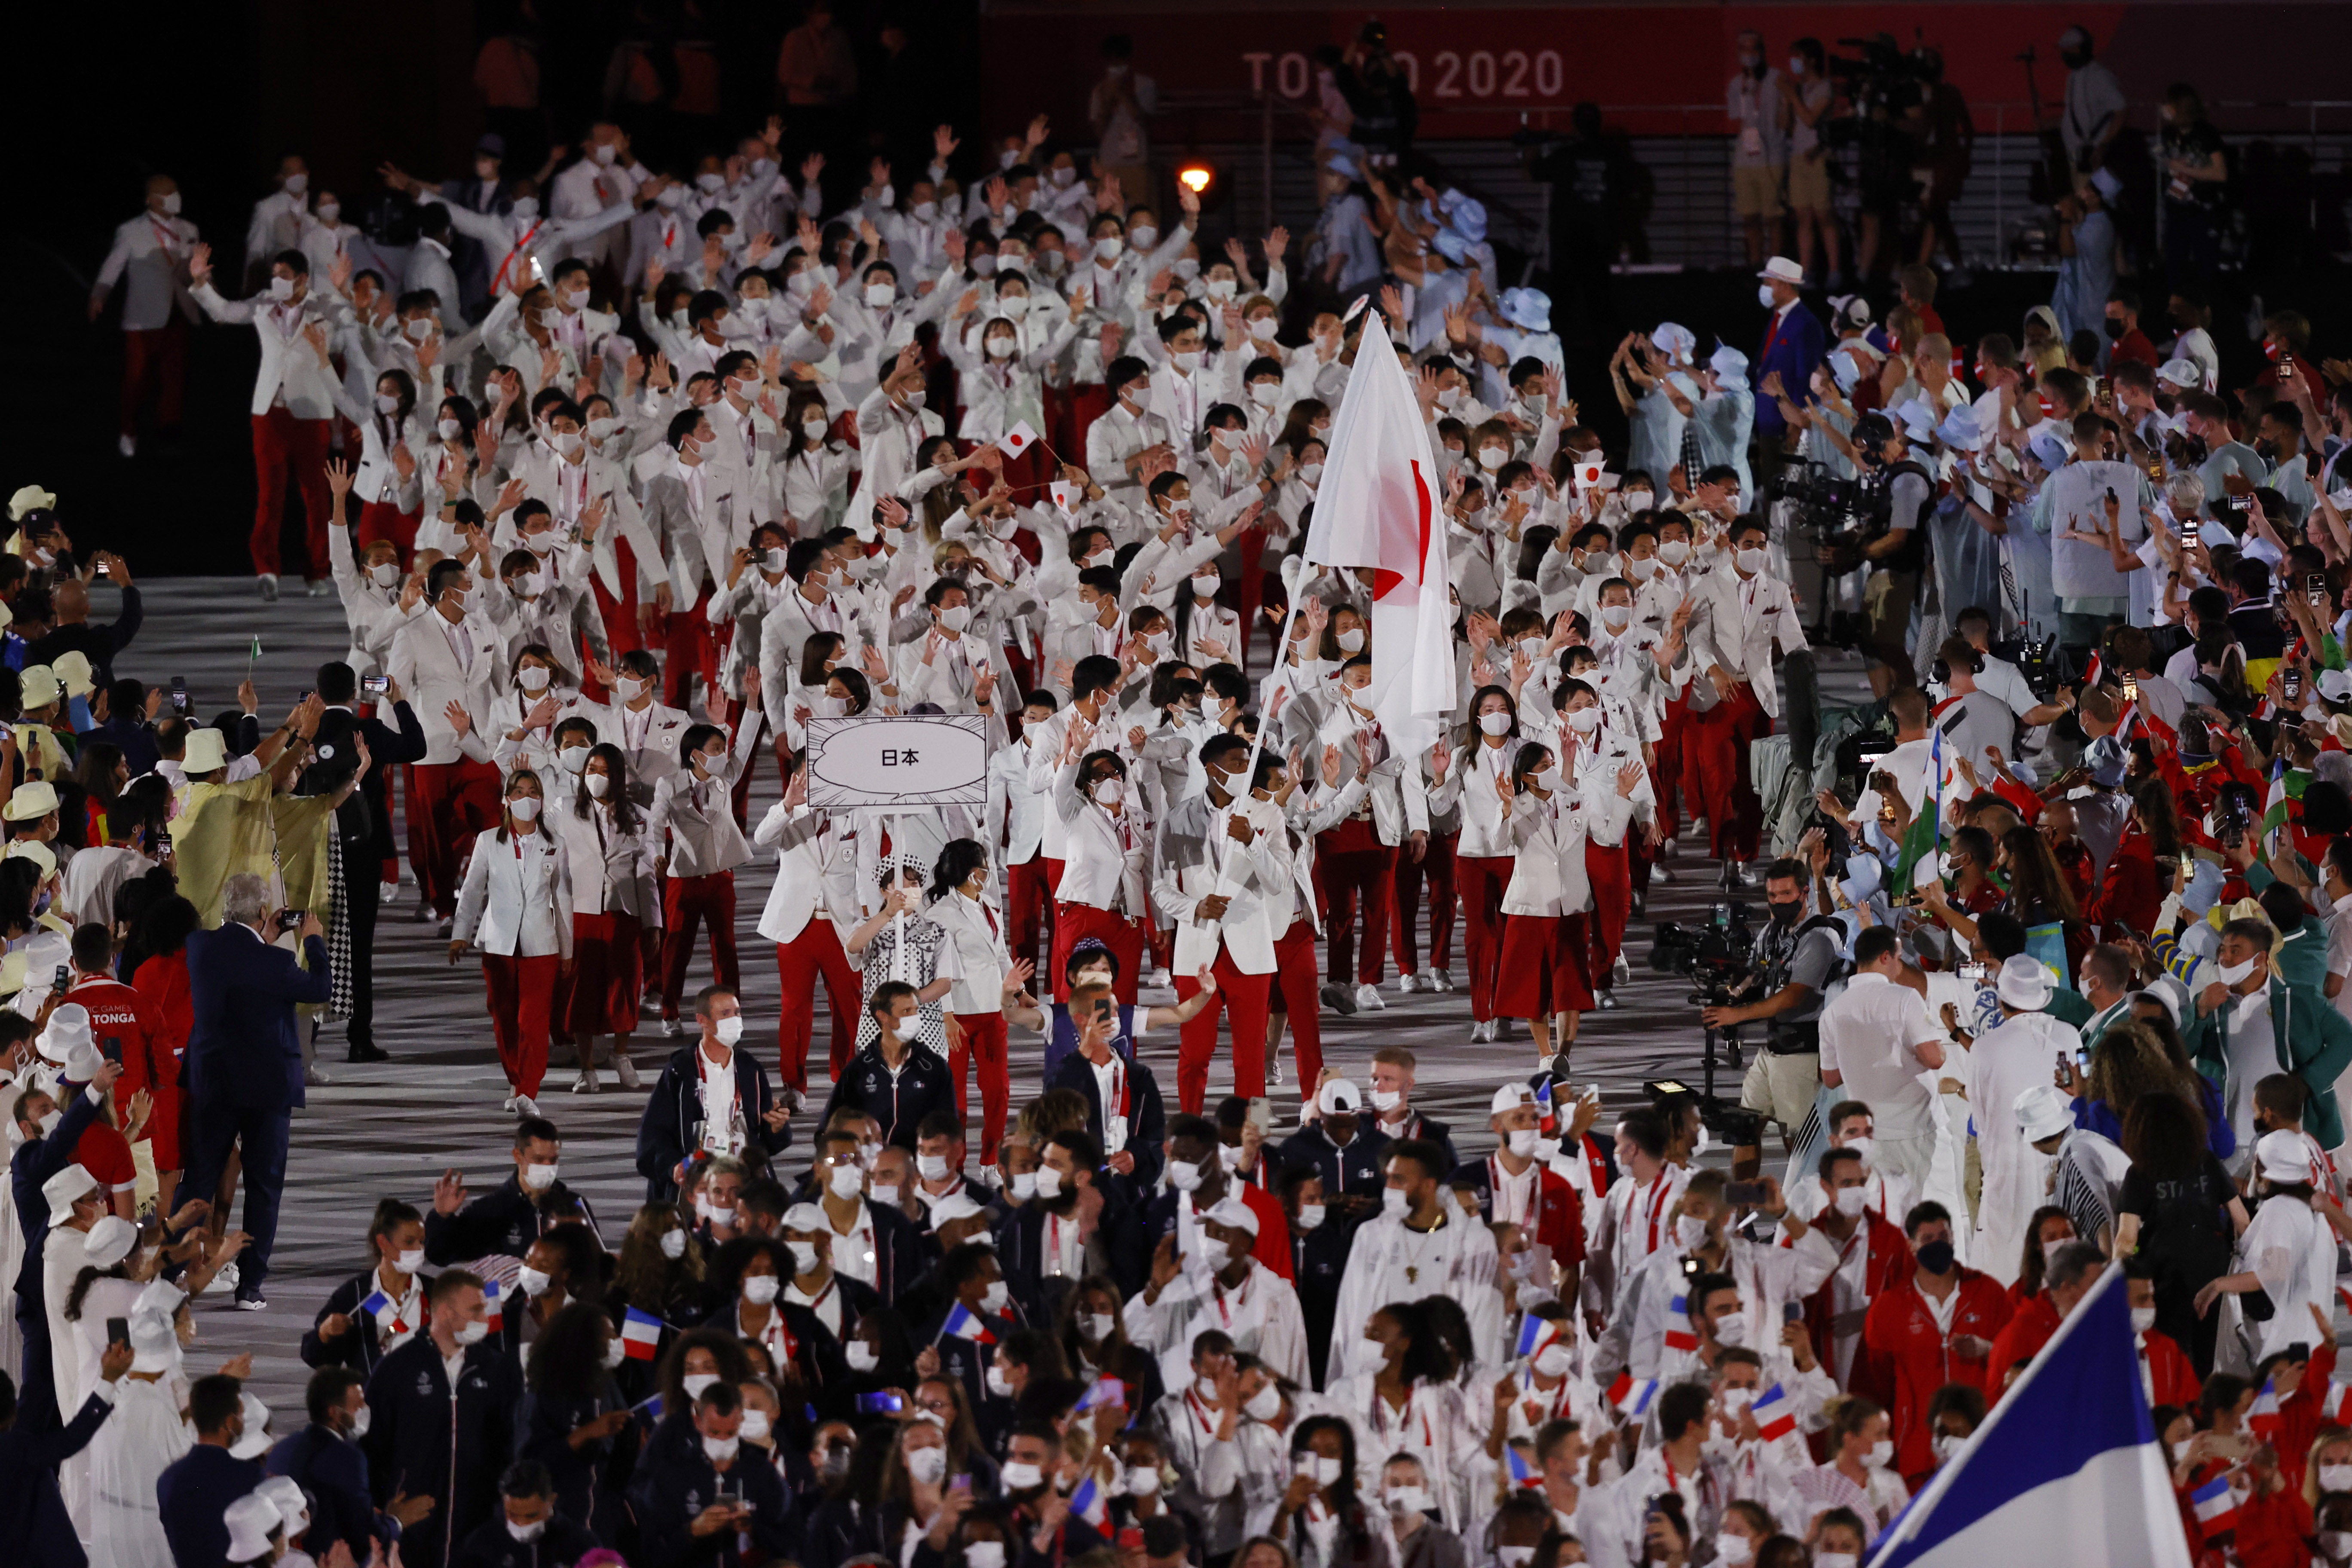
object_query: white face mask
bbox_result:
[1292,1203,1326,1234]
[1532,766,1562,793]
[2216,956,2260,986]
[1505,1128,1539,1158]
[1383,1185,1411,1218]
[159,192,183,215]
[846,1341,880,1371]
[1714,1536,1755,1568]
[1735,547,1768,576]
[743,1273,781,1305]
[660,1228,688,1260]
[1243,1383,1283,1422]
[453,1320,489,1346]
[1171,349,1202,373]
[370,561,401,589]
[1834,1185,1868,1218]
[1336,627,1366,655]
[1656,537,1689,565]
[980,1279,1010,1314]
[511,197,540,221]
[1032,1165,1064,1199]
[515,1264,551,1297]
[1191,572,1220,597]
[1675,1214,1711,1249]
[1714,1311,1750,1346]
[1478,446,1507,472]
[682,1372,720,1400]
[1198,1237,1233,1273]
[939,604,972,634]
[827,1162,865,1199]
[523,1162,558,1191]
[1385,1485,1430,1515]
[1565,706,1601,735]
[394,1246,426,1274]
[702,1434,740,1464]
[1299,462,1324,484]
[1865,1439,1894,1469]
[917,1153,951,1181]
[1532,1340,1576,1378]
[269,276,297,301]
[1000,1460,1044,1490]
[1600,604,1633,632]
[2130,1305,2157,1333]
[1090,778,1125,806]
[903,1443,947,1485]
[557,745,590,775]
[1010,1172,1037,1201]
[585,773,612,800]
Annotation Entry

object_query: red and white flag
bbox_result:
[1303,311,1454,756]
[998,421,1041,459]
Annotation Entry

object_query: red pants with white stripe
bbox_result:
[1267,921,1325,1093]
[483,952,559,1096]
[1454,854,1514,1022]
[658,871,740,1016]
[1051,903,1145,1006]
[1684,684,1769,862]
[1007,857,1051,974]
[1583,840,1633,983]
[1392,830,1458,977]
[1174,948,1272,1113]
[773,919,861,1090]
[1317,818,1396,987]
[249,408,332,579]
[406,759,503,917]
[948,1011,1011,1161]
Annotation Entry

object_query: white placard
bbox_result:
[804,714,988,808]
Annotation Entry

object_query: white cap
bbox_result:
[83,1214,137,1268]
[37,1003,91,1065]
[1204,1196,1260,1237]
[257,1476,311,1542]
[928,1193,986,1228]
[1649,322,1695,361]
[223,1492,282,1562]
[229,1391,272,1459]
[43,1163,96,1224]
[2318,668,2352,704]
[2256,1128,2316,1185]
[1491,1082,1536,1116]
[1995,954,2055,1010]
[1708,344,1750,386]
[50,650,95,699]
[2156,357,2203,389]
[781,1202,829,1234]
[1317,1078,1362,1115]
[1756,256,1804,285]
[181,727,230,775]
[2015,1083,2074,1143]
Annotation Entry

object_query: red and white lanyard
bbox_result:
[1640,1175,1673,1254]
[492,223,544,294]
[1491,1155,1543,1235]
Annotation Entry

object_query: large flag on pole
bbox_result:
[1303,312,1455,759]
[1865,1268,2189,1568]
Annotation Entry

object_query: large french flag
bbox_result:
[1303,311,1455,760]
[1865,1269,2190,1568]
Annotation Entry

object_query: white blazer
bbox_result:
[387,609,503,764]
[929,890,1011,1016]
[1500,788,1630,917]
[453,826,575,958]
[1684,564,1810,720]
[190,282,348,419]
[1051,757,1151,914]
[1153,791,1289,975]
[1454,735,1522,859]
[752,803,863,945]
[552,801,661,923]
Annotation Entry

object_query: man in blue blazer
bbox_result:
[1754,256,1826,446]
[0,1340,131,1568]
[182,871,332,1308]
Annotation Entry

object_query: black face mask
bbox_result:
[2104,318,2126,340]
[1767,897,1803,924]
[1916,1239,1956,1274]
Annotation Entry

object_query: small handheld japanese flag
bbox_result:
[1574,457,1606,490]
[998,421,1040,459]
[622,1306,665,1361]
[1049,479,1078,513]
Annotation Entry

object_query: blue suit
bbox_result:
[1755,300,1828,438]
[158,1443,265,1568]
[269,1423,398,1565]
[0,1388,112,1568]
[181,923,331,1299]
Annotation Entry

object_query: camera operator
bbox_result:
[1813,410,1932,697]
[1700,856,1843,1174]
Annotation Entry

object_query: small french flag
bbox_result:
[2247,1376,2282,1438]
[1608,1374,1659,1418]
[1504,1445,1542,1488]
[633,1392,664,1424]
[1534,1079,1556,1137]
[481,1280,502,1334]
[1514,1315,1553,1359]
[1662,1295,1698,1353]
[998,421,1040,459]
[1067,1476,1104,1524]
[1750,1382,1797,1442]
[622,1306,665,1362]
[360,1287,406,1334]
[942,1303,996,1344]
[2192,1476,2238,1532]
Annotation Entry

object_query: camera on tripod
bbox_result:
[1648,900,1760,1005]
[1824,35,1935,116]
[1767,460,1889,576]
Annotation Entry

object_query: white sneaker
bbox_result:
[1613,956,1632,986]
[1470,1019,1492,1043]
[305,1064,331,1087]
[118,434,137,458]
[1353,982,1386,1011]
[1396,972,1421,995]
[573,1066,602,1094]
[1652,864,1676,883]
[207,1263,239,1295]
[502,1095,520,1113]
[1597,991,1618,1011]
[514,1094,540,1118]
[612,1054,642,1091]
[257,573,280,603]
[662,1017,684,1037]
[1428,970,1456,992]
[306,578,333,597]
[378,882,398,906]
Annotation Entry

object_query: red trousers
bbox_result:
[250,408,333,579]
[1317,819,1396,986]
[663,597,718,707]
[1051,903,1145,1006]
[483,952,559,1096]
[1236,529,1267,670]
[1583,840,1633,982]
[1454,854,1514,1022]
[1684,684,1769,862]
[948,1011,1011,1160]
[1268,922,1325,1091]
[1392,830,1458,976]
[774,918,861,1091]
[1175,948,1273,1113]
[1006,857,1051,974]
[592,536,646,658]
[121,320,188,438]
[1654,696,1692,836]
[659,871,740,1014]
[406,759,503,917]
[355,499,421,571]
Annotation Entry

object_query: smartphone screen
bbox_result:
[107,1316,129,1345]
[361,674,390,697]
[1724,1180,1768,1207]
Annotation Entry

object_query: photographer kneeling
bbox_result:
[1700,856,1844,1176]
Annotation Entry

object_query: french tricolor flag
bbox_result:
[1534,1079,1556,1137]
[1514,1315,1554,1360]
[622,1307,665,1362]
[1505,1445,1542,1489]
[2191,1476,2238,1534]
[1608,1374,1658,1418]
[943,1303,997,1344]
[1067,1475,1106,1526]
[2246,1376,2282,1439]
[1663,1294,1698,1353]
[359,1287,406,1335]
[481,1280,502,1334]
[1751,1382,1797,1442]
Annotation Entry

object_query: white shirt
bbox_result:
[827,1205,879,1286]
[1818,973,1944,1136]
[1089,1053,1130,1154]
[786,1275,845,1339]
[696,1044,746,1156]
[2223,988,2275,1148]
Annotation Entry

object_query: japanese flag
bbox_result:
[1574,456,1607,490]
[1049,479,1078,513]
[1302,309,1454,759]
[997,421,1040,459]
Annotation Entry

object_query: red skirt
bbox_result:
[1492,912,1598,1016]
[559,910,644,1034]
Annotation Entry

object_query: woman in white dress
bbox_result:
[2199,1130,2332,1374]
[88,1308,191,1568]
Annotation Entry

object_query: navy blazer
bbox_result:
[11,1085,102,1302]
[636,1043,793,1202]
[1044,1047,1167,1197]
[268,1422,391,1566]
[158,1443,266,1568]
[0,1389,111,1568]
[184,924,331,1111]
[1755,300,1828,437]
